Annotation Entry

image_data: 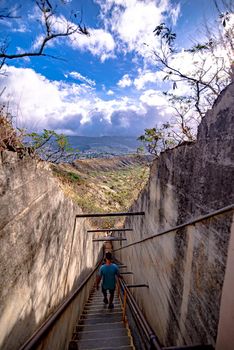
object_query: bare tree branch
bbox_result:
[0,0,89,64]
[0,5,21,20]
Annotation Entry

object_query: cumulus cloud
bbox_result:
[31,12,116,62]
[0,66,172,136]
[140,89,168,107]
[30,1,180,64]
[134,69,165,90]
[96,0,180,58]
[69,28,116,62]
[117,74,132,88]
[0,66,94,132]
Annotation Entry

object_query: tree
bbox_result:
[139,0,233,155]
[152,18,232,118]
[25,129,79,163]
[0,0,89,70]
[138,123,176,157]
[0,1,85,162]
[0,4,21,20]
[0,107,79,162]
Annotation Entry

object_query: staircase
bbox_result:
[69,286,134,350]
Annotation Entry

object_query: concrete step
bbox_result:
[76,321,125,333]
[69,341,133,350]
[87,347,133,350]
[89,294,119,298]
[86,299,120,304]
[88,299,120,303]
[85,302,121,309]
[69,285,133,350]
[86,301,121,306]
[79,315,122,325]
[89,292,118,299]
[78,328,128,340]
[78,335,131,349]
[84,304,122,310]
[83,308,122,314]
[81,312,122,319]
[88,296,120,300]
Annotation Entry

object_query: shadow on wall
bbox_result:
[2,265,98,350]
[0,150,104,350]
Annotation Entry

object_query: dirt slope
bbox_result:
[51,155,151,228]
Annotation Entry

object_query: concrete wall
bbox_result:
[0,151,102,350]
[115,83,234,348]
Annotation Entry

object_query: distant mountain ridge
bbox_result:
[68,135,141,158]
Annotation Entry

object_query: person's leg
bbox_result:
[108,289,115,308]
[102,286,108,304]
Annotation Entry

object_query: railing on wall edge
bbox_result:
[114,204,234,252]
[118,276,162,350]
[118,275,214,350]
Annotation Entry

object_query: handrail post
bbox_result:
[123,288,127,323]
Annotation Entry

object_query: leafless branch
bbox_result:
[0,0,89,64]
[0,5,21,20]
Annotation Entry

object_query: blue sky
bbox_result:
[0,0,229,136]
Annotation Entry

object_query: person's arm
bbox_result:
[96,267,102,290]
[116,265,123,279]
[96,275,101,290]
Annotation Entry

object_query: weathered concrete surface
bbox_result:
[216,217,234,350]
[0,152,102,350]
[115,83,234,348]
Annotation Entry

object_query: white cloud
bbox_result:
[164,47,231,97]
[169,3,181,26]
[0,66,94,131]
[69,28,116,62]
[0,66,172,136]
[117,74,132,88]
[107,89,114,95]
[112,1,164,51]
[140,89,167,107]
[134,69,165,90]
[32,35,44,50]
[29,1,181,63]
[31,12,116,62]
[12,24,28,33]
[68,71,96,86]
[32,34,56,51]
[96,0,180,58]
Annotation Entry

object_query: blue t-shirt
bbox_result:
[99,263,120,290]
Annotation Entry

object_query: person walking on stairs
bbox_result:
[96,252,121,309]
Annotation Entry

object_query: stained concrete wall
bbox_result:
[0,151,102,350]
[115,83,234,348]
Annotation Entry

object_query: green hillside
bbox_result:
[51,155,151,228]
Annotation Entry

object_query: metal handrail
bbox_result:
[119,277,162,350]
[118,278,214,350]
[76,211,145,218]
[114,204,234,252]
[19,259,102,350]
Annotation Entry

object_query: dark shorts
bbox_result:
[102,286,115,297]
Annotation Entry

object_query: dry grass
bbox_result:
[0,114,22,152]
